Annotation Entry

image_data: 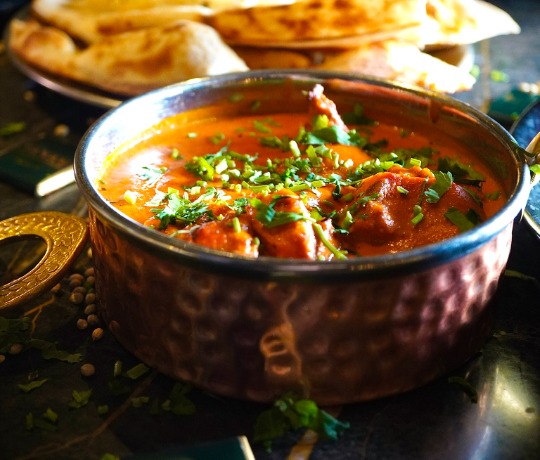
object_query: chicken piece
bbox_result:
[345,170,427,248]
[251,190,318,259]
[343,167,486,253]
[308,84,349,132]
[192,215,259,257]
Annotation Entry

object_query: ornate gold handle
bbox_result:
[0,212,88,310]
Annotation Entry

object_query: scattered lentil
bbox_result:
[0,354,5,364]
[92,328,104,341]
[87,314,100,326]
[73,286,87,295]
[84,304,96,315]
[9,343,23,355]
[84,267,95,277]
[50,283,62,294]
[53,124,70,137]
[80,363,95,377]
[68,274,84,288]
[85,276,95,286]
[23,90,35,102]
[113,360,122,377]
[85,292,96,304]
[69,291,84,304]
[76,318,88,330]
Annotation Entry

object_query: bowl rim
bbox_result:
[75,70,531,282]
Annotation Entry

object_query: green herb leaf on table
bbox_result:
[18,379,48,393]
[69,389,93,409]
[253,393,349,451]
[0,121,26,137]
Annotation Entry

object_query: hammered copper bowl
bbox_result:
[74,70,532,405]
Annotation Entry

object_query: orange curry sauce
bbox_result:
[98,87,505,260]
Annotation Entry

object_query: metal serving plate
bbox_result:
[510,98,540,236]
[4,6,124,109]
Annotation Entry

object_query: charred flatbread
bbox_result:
[9,18,248,95]
[315,39,476,93]
[208,0,427,46]
[7,0,521,97]
[30,0,296,44]
[422,0,520,49]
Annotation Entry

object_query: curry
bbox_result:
[98,85,504,259]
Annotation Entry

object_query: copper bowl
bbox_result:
[72,70,536,405]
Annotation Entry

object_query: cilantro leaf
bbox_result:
[0,316,31,353]
[425,171,453,203]
[438,157,484,186]
[341,103,375,126]
[29,339,83,363]
[253,393,349,452]
[251,197,310,228]
[125,363,150,380]
[152,190,213,230]
[302,126,354,146]
[0,121,25,137]
[18,379,48,393]
[445,207,482,232]
[138,166,167,186]
[69,389,93,409]
[163,382,196,415]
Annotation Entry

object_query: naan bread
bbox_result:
[208,0,427,46]
[9,18,248,95]
[31,0,296,44]
[422,0,520,48]
[8,0,520,96]
[315,40,476,93]
[31,0,213,43]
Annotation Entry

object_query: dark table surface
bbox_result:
[1,1,539,459]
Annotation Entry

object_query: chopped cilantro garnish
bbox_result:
[253,120,273,133]
[170,148,182,160]
[251,196,311,228]
[30,338,82,363]
[425,171,453,203]
[162,382,195,415]
[341,103,375,126]
[152,189,217,229]
[411,204,424,225]
[69,389,93,409]
[260,135,288,150]
[18,379,48,393]
[125,363,150,380]
[0,121,26,137]
[438,157,484,186]
[43,408,58,423]
[397,186,409,195]
[253,392,349,452]
[445,207,482,232]
[484,191,501,200]
[209,132,226,144]
[312,222,347,259]
[138,165,167,186]
[228,93,243,102]
[301,125,358,146]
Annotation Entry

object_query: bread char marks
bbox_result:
[91,24,180,79]
[209,0,426,43]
